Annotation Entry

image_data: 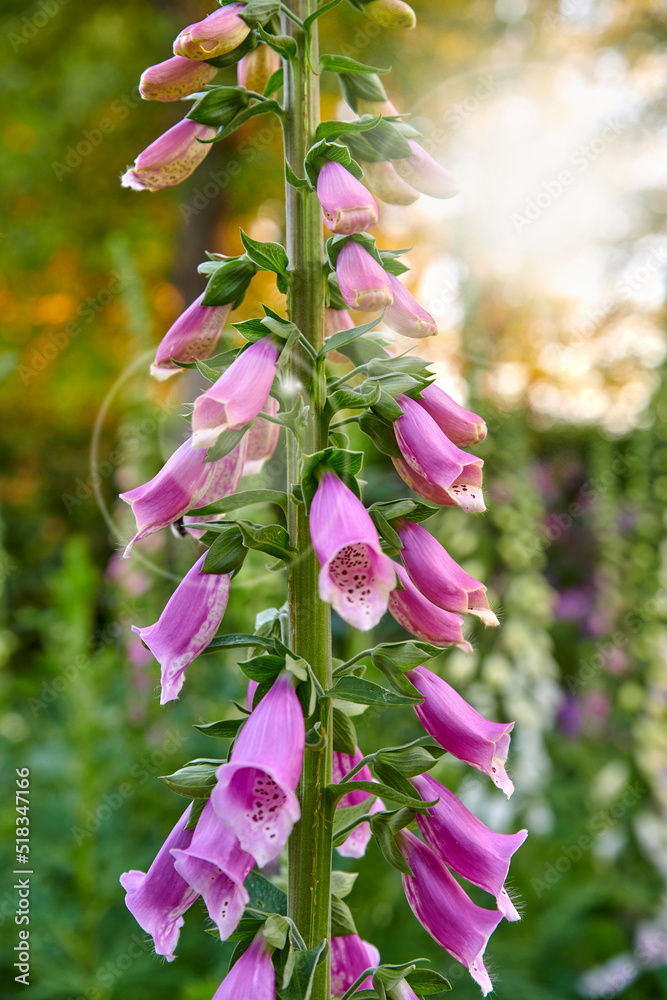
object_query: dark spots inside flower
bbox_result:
[246,773,286,832]
[330,542,375,617]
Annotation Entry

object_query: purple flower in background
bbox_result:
[317,161,379,235]
[388,563,472,651]
[392,139,460,199]
[325,307,356,337]
[212,672,304,867]
[120,805,198,961]
[150,292,232,380]
[331,935,380,997]
[336,242,393,311]
[121,119,217,192]
[310,471,396,630]
[417,383,487,447]
[132,552,231,704]
[211,932,275,1000]
[408,666,515,797]
[412,774,526,920]
[396,519,498,626]
[171,798,254,940]
[397,830,502,996]
[243,397,280,476]
[174,5,250,61]
[237,43,281,93]
[360,159,420,206]
[393,394,485,513]
[139,55,218,102]
[192,336,280,450]
[332,748,385,859]
[120,434,246,555]
[384,274,437,338]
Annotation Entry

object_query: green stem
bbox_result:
[282,5,333,998]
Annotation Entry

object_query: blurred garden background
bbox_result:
[1,0,667,997]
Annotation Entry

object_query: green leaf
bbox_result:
[160,759,222,798]
[373,962,426,997]
[405,969,452,994]
[258,24,297,59]
[332,708,358,755]
[241,230,289,276]
[379,251,411,277]
[303,0,346,29]
[326,676,422,707]
[333,798,378,839]
[318,315,382,358]
[263,66,284,96]
[184,795,207,830]
[236,520,296,563]
[239,0,281,28]
[335,332,389,366]
[331,895,358,937]
[300,447,364,510]
[372,759,422,800]
[187,86,249,128]
[205,424,251,463]
[202,526,247,574]
[325,231,383,270]
[371,640,444,668]
[330,871,358,899]
[304,138,364,187]
[367,499,438,524]
[213,99,283,143]
[371,389,405,423]
[369,509,402,550]
[358,411,400,456]
[204,632,277,653]
[201,256,257,307]
[370,810,415,876]
[237,652,285,683]
[330,780,433,812]
[327,380,382,416]
[371,653,424,701]
[263,914,290,950]
[285,161,310,190]
[194,356,227,383]
[244,871,287,916]
[278,941,327,1000]
[189,489,288,516]
[362,119,414,160]
[194,717,246,739]
[315,114,382,142]
[339,71,388,111]
[321,54,390,75]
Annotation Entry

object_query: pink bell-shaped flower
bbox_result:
[360,159,420,206]
[393,394,485,513]
[171,797,254,939]
[121,119,217,192]
[174,5,251,62]
[192,336,280,450]
[243,397,280,476]
[310,471,396,630]
[120,434,246,555]
[412,774,527,921]
[211,672,305,867]
[237,42,282,93]
[392,140,460,199]
[317,161,379,235]
[211,931,275,1000]
[333,747,385,859]
[150,292,232,380]
[388,563,472,651]
[397,830,502,996]
[132,552,231,704]
[331,935,380,997]
[120,805,199,961]
[408,665,515,797]
[384,274,437,338]
[336,242,393,311]
[417,383,487,447]
[139,55,218,102]
[397,519,498,626]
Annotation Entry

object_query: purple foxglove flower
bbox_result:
[384,274,437,339]
[310,471,396,630]
[417,383,486,446]
[325,308,355,337]
[192,336,280,450]
[173,5,251,62]
[171,797,254,939]
[392,140,460,199]
[121,119,217,192]
[243,397,280,476]
[408,665,515,797]
[331,935,380,997]
[397,830,502,996]
[364,0,417,29]
[211,672,304,867]
[336,242,393,312]
[332,748,385,859]
[139,55,218,102]
[393,394,485,513]
[237,43,281,93]
[412,774,526,921]
[120,434,247,555]
[387,981,421,1000]
[360,159,420,206]
[212,932,275,1000]
[388,563,472,652]
[132,552,231,704]
[150,292,232,380]
[317,161,379,236]
[397,519,498,626]
[120,805,199,961]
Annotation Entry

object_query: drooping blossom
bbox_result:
[408,665,515,797]
[396,519,498,626]
[211,672,304,867]
[310,471,396,630]
[392,140,460,199]
[331,935,380,997]
[412,774,526,921]
[150,293,232,380]
[171,797,254,939]
[325,307,356,338]
[397,830,502,996]
[333,748,385,859]
[237,42,281,93]
[139,55,218,102]
[388,563,472,651]
[174,5,250,62]
[363,0,417,29]
[211,932,275,1000]
[120,434,247,555]
[243,397,280,476]
[384,274,437,338]
[120,805,198,961]
[132,552,231,704]
[317,161,379,236]
[121,119,217,192]
[360,159,420,206]
[417,383,487,446]
[393,394,485,513]
[336,242,393,311]
[192,336,280,450]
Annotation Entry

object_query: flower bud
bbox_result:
[336,242,393,311]
[392,139,460,199]
[121,119,216,192]
[139,56,217,102]
[384,274,437,338]
[150,292,231,380]
[417,383,487,446]
[317,160,379,235]
[174,5,250,62]
[364,0,416,29]
[359,159,420,206]
[237,42,281,93]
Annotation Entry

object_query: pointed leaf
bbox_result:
[238,652,285,683]
[263,914,290,950]
[301,447,364,510]
[371,812,414,876]
[190,489,287,516]
[205,424,251,463]
[236,520,296,562]
[194,718,246,739]
[160,759,223,798]
[406,969,452,994]
[278,940,327,1000]
[241,230,289,276]
[205,632,277,653]
[318,315,382,357]
[244,871,288,915]
[331,895,358,937]
[358,410,401,457]
[326,676,422,707]
[329,780,433,811]
[330,871,359,899]
[203,526,247,574]
[213,99,283,143]
[315,114,382,141]
[239,0,281,28]
[263,67,284,96]
[332,708,358,755]
[321,54,390,75]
